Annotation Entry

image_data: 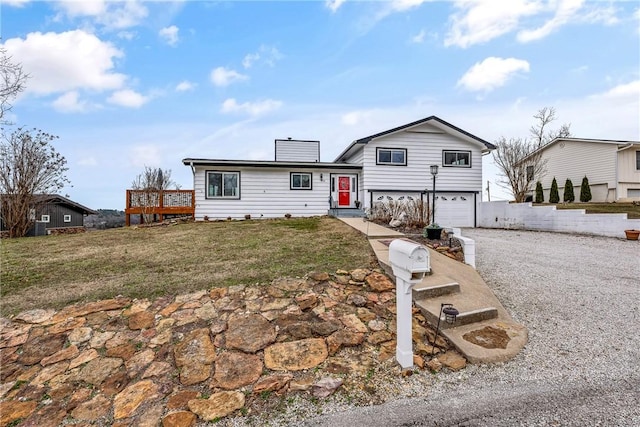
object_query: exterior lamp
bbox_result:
[431,303,459,356]
[430,165,439,225]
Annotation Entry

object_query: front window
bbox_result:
[636,151,640,170]
[443,150,471,167]
[206,171,240,199]
[526,165,534,181]
[290,172,312,190]
[377,148,407,166]
[64,214,72,223]
[41,215,50,223]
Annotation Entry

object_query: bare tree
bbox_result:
[0,127,69,237]
[493,107,571,202]
[130,166,177,223]
[1,45,29,124]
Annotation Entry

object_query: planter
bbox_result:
[624,229,640,241]
[425,227,443,240]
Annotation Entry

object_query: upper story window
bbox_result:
[290,172,312,190]
[636,151,640,170]
[206,171,240,199]
[443,150,471,168]
[377,148,407,166]
[526,165,534,181]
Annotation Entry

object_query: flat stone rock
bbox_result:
[48,316,87,334]
[365,272,395,292]
[128,311,155,330]
[167,390,200,410]
[79,357,123,386]
[260,298,292,312]
[341,314,368,333]
[326,330,365,355]
[69,348,99,369]
[21,402,67,427]
[212,351,262,390]
[311,320,341,336]
[438,351,467,371]
[308,272,330,282]
[187,391,245,421]
[126,349,155,378]
[90,330,115,348]
[138,404,165,427]
[350,269,369,282]
[226,314,276,353]
[68,327,92,344]
[368,319,387,331]
[14,309,56,324]
[48,298,130,323]
[71,394,111,420]
[194,302,218,320]
[367,330,394,345]
[253,373,293,395]
[295,292,318,310]
[0,400,37,426]
[113,379,160,419]
[264,338,328,371]
[32,361,69,385]
[19,333,66,365]
[311,377,343,398]
[162,411,197,427]
[40,344,79,366]
[142,361,173,379]
[174,328,216,385]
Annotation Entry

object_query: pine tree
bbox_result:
[580,176,592,202]
[535,181,544,203]
[549,177,560,203]
[563,178,575,202]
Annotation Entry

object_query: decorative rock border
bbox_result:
[0,269,466,426]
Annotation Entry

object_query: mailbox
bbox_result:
[389,239,430,283]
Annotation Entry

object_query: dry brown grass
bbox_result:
[0,217,376,316]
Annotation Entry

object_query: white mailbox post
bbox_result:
[389,239,430,369]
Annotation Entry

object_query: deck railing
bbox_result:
[124,189,195,226]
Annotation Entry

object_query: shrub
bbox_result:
[563,178,575,202]
[534,181,544,203]
[580,176,592,202]
[368,197,429,228]
[549,177,560,203]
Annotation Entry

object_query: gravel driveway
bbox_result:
[304,229,640,426]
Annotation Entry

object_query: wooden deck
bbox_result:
[124,189,195,226]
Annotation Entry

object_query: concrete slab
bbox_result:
[336,217,527,365]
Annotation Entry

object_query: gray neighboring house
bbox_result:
[1,194,97,236]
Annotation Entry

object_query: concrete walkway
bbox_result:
[337,217,527,364]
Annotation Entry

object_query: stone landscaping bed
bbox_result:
[0,269,467,426]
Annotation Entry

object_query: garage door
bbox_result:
[434,193,475,227]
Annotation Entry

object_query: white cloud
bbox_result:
[55,0,148,30]
[2,30,126,95]
[159,25,179,47]
[341,110,373,126]
[107,89,148,108]
[129,144,161,168]
[175,81,196,92]
[457,57,530,93]
[210,67,248,87]
[445,0,543,48]
[117,31,136,40]
[325,0,346,13]
[3,0,30,7]
[390,0,429,12]
[78,156,98,166]
[52,91,89,113]
[242,45,283,69]
[220,98,282,116]
[517,0,584,43]
[590,80,640,100]
[411,29,426,43]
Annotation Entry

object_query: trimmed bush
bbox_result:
[549,177,560,203]
[535,181,544,203]
[563,178,575,202]
[580,176,592,202]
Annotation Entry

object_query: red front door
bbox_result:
[338,176,350,206]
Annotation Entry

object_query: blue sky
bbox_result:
[2,0,639,209]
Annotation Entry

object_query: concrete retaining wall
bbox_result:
[478,201,640,239]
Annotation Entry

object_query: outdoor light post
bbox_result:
[431,303,458,356]
[430,164,439,224]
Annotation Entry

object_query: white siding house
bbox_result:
[528,138,640,202]
[183,116,495,226]
[334,116,495,227]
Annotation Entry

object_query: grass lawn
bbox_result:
[535,202,640,219]
[0,217,376,317]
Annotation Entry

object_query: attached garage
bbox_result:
[433,192,476,228]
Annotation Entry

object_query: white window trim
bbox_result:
[443,150,471,168]
[41,215,50,223]
[63,214,72,223]
[290,172,312,190]
[206,171,240,199]
[635,150,640,171]
[376,148,407,166]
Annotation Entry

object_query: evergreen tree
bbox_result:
[563,178,575,202]
[549,177,560,203]
[580,176,592,202]
[535,181,544,203]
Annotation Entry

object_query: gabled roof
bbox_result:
[37,194,98,215]
[334,115,496,162]
[522,137,640,162]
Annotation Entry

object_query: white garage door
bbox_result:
[433,193,475,227]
